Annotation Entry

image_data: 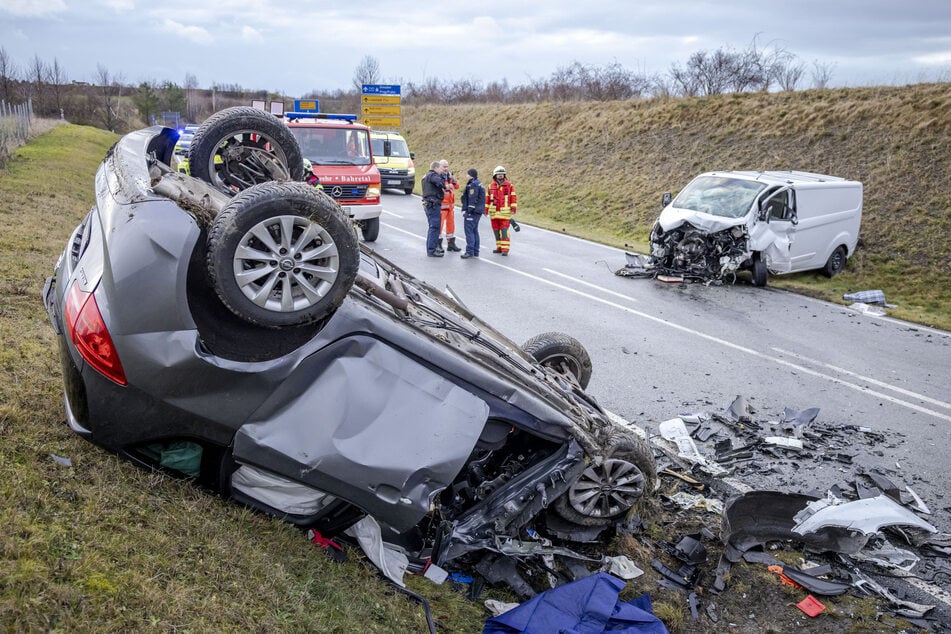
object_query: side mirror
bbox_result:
[383,140,392,157]
[790,212,799,226]
[661,192,672,207]
[410,152,415,160]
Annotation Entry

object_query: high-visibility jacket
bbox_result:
[441,174,459,211]
[487,177,516,220]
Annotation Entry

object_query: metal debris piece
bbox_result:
[658,418,727,475]
[853,539,920,573]
[764,436,804,451]
[792,494,938,554]
[688,591,700,620]
[666,491,725,514]
[603,555,644,580]
[781,406,820,427]
[726,395,754,423]
[905,486,932,515]
[48,453,72,467]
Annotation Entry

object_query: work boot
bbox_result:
[447,237,461,252]
[427,249,445,257]
[461,253,473,259]
[493,248,502,253]
[438,238,444,251]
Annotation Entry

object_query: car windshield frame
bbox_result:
[671,175,768,219]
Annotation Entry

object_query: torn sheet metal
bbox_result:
[615,252,655,278]
[764,436,804,451]
[853,540,920,573]
[792,494,937,554]
[658,418,727,475]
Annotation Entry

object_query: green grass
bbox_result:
[403,83,951,331]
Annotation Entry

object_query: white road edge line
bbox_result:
[543,268,638,303]
[772,347,951,412]
[476,257,951,424]
[382,223,951,423]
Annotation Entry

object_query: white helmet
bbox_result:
[493,165,506,176]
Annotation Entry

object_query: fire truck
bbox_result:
[285,113,383,242]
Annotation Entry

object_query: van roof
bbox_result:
[704,170,857,186]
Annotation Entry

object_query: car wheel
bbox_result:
[521,332,593,390]
[553,432,655,527]
[190,106,303,194]
[752,253,768,287]
[404,186,414,195]
[207,181,359,328]
[822,246,847,277]
[361,217,380,242]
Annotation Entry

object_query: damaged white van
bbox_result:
[648,171,863,286]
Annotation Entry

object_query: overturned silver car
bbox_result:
[646,171,863,286]
[43,107,655,592]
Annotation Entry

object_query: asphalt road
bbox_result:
[369,190,951,529]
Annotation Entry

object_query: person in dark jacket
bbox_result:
[459,168,486,259]
[421,161,447,257]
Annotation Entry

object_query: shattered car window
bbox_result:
[671,176,766,218]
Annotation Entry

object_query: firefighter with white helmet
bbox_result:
[487,165,517,255]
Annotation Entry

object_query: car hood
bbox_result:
[657,205,749,234]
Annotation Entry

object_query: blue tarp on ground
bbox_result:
[483,572,669,634]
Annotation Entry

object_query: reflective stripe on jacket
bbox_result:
[487,177,516,220]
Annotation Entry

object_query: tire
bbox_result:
[553,432,655,527]
[361,216,380,242]
[521,332,593,390]
[207,181,359,328]
[190,106,303,194]
[752,253,768,287]
[822,246,847,277]
[404,186,414,195]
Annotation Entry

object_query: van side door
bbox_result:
[749,187,797,273]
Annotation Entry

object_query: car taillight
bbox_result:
[64,281,127,386]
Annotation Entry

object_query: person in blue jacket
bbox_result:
[459,168,486,259]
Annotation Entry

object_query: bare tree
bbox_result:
[0,46,18,103]
[352,55,381,92]
[95,64,120,132]
[184,72,199,121]
[27,54,49,113]
[776,61,805,91]
[48,57,69,116]
[811,60,836,89]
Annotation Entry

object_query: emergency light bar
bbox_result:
[285,112,358,122]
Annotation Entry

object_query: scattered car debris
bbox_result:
[48,453,72,467]
[842,290,895,307]
[796,594,826,617]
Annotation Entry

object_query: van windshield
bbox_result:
[289,127,372,166]
[371,137,410,158]
[672,176,767,219]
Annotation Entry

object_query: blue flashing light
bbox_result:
[285,112,358,122]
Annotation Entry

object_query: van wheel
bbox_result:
[822,246,847,277]
[404,187,414,195]
[752,254,768,287]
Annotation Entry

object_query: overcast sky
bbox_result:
[1,0,949,97]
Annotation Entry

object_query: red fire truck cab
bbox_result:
[286,113,383,242]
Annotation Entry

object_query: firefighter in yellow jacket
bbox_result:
[487,165,517,255]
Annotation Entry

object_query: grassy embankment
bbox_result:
[403,83,951,331]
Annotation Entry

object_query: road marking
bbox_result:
[543,268,638,303]
[382,209,404,219]
[382,223,951,423]
[773,347,951,411]
[474,258,951,424]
